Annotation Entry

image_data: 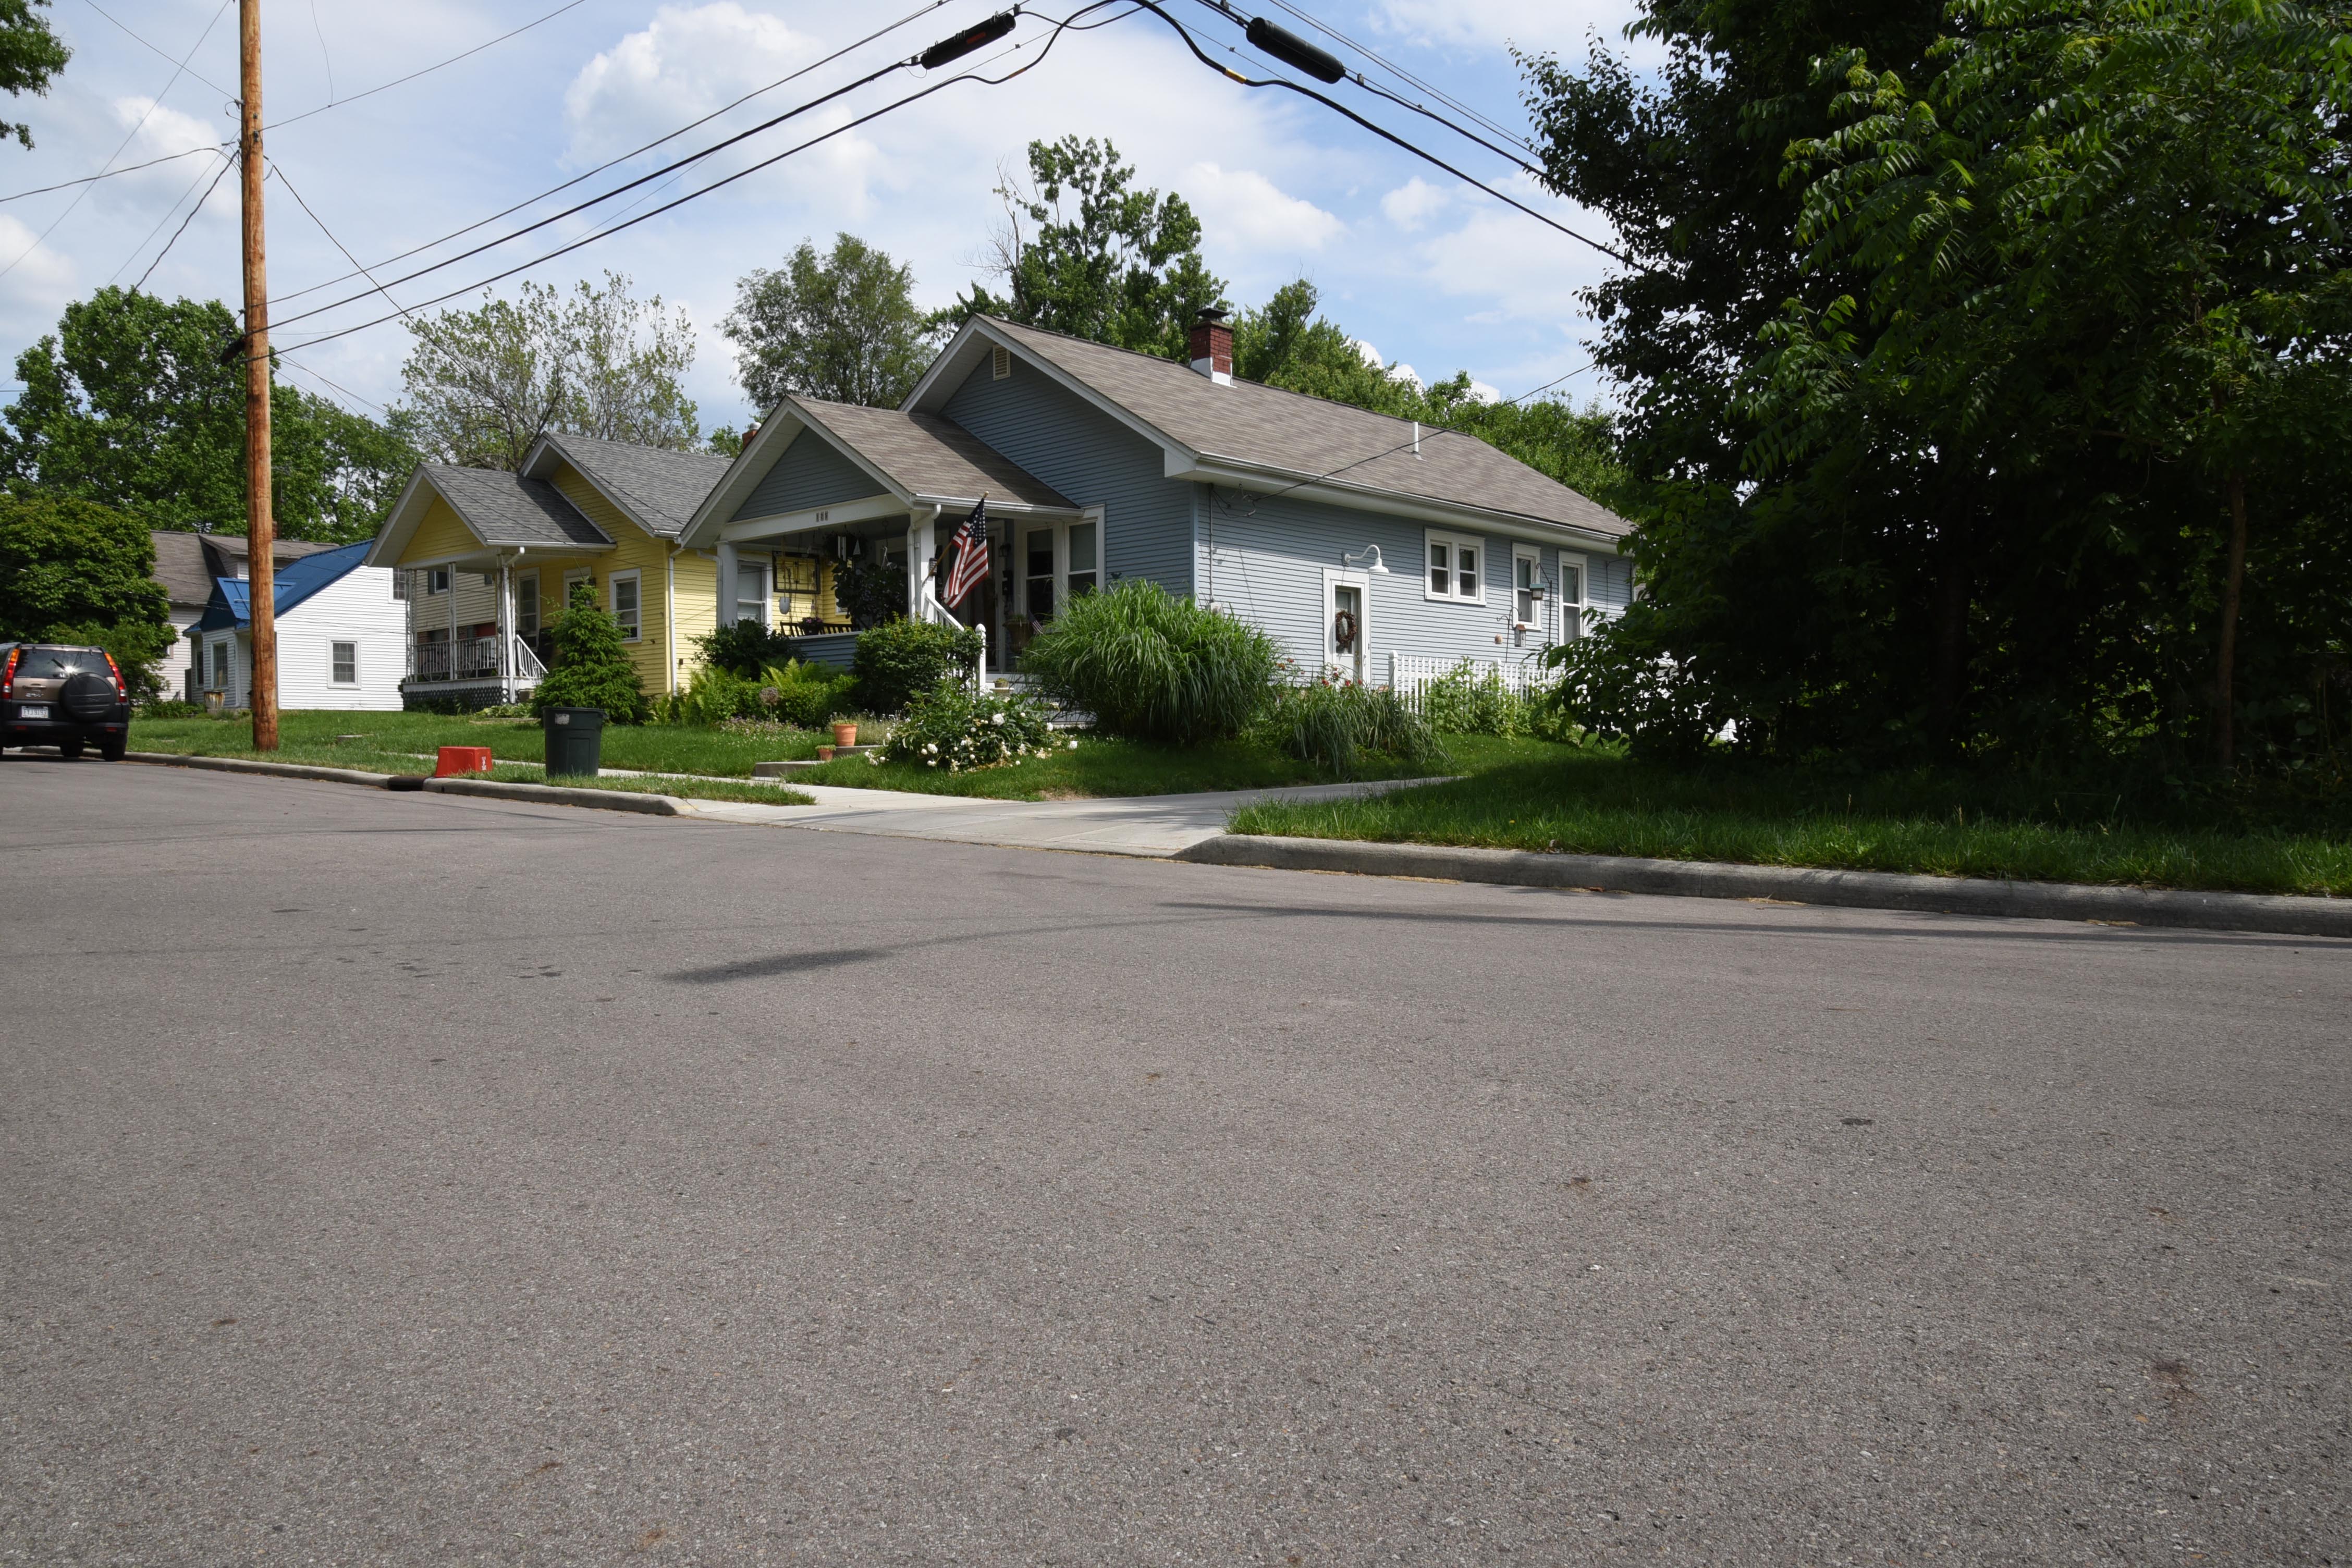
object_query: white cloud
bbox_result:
[1180,163,1341,254]
[1396,170,1616,323]
[0,213,79,325]
[1371,0,1638,52]
[564,4,821,163]
[1467,378,1502,403]
[1380,176,1451,230]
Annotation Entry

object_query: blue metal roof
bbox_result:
[192,540,373,633]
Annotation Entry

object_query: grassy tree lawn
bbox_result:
[790,733,1531,801]
[1228,750,2352,898]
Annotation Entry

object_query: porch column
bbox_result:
[715,542,739,628]
[909,507,937,623]
[448,570,458,680]
[497,560,514,703]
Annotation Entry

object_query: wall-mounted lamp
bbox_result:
[1342,545,1391,575]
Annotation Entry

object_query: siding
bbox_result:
[1201,487,1623,682]
[406,495,484,562]
[671,549,718,685]
[548,463,683,693]
[733,431,888,521]
[276,566,406,710]
[162,608,201,702]
[940,357,1194,598]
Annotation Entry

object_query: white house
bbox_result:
[151,530,338,702]
[189,540,406,710]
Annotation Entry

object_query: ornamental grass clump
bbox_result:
[885,682,1060,773]
[1259,678,1446,780]
[1020,579,1280,744]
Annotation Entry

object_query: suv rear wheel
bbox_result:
[100,734,126,762]
[57,736,84,760]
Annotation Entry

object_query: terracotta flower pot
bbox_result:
[831,721,858,748]
[816,745,836,762]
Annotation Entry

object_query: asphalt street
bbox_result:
[3,757,2346,1566]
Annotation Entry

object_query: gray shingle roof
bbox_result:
[540,434,734,538]
[425,466,610,549]
[978,317,1630,538]
[789,398,1070,509]
[151,530,337,607]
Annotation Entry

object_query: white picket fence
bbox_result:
[1385,652,1551,709]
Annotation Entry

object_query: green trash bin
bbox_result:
[543,706,604,777]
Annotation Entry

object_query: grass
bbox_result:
[128,709,1539,801]
[473,766,814,807]
[1227,746,2352,898]
[786,733,1538,801]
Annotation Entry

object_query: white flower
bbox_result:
[924,742,937,754]
[926,758,937,767]
[989,711,1005,726]
[1067,739,1079,750]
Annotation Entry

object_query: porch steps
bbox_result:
[988,673,1093,730]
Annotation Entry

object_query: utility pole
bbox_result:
[238,0,277,750]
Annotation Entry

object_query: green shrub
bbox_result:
[654,663,764,726]
[693,620,797,677]
[831,555,905,630]
[757,662,856,728]
[1019,579,1280,744]
[853,618,982,714]
[1258,679,1446,780]
[136,698,204,719]
[886,682,1060,772]
[530,582,649,722]
[1419,659,1533,738]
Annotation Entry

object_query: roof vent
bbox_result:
[991,344,1011,381]
[1188,309,1233,386]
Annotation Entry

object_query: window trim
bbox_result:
[426,566,450,596]
[1013,507,1107,623]
[1511,544,1544,631]
[329,640,358,685]
[608,569,643,643]
[1424,529,1486,605]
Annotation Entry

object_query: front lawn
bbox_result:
[1226,749,2352,898]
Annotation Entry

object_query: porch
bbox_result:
[405,631,548,699]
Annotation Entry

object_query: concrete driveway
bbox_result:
[3,758,2346,1565]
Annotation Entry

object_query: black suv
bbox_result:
[1,642,131,760]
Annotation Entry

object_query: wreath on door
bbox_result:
[1332,606,1359,653]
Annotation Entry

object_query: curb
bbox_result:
[128,751,690,816]
[424,776,688,815]
[1175,834,2351,939]
[125,751,394,789]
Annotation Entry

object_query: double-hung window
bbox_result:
[426,567,450,596]
[330,641,357,685]
[609,570,642,642]
[1016,513,1103,623]
[734,557,770,628]
[1425,530,1485,604]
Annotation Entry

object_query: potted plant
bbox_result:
[831,719,858,749]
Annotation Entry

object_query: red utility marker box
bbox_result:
[434,746,494,777]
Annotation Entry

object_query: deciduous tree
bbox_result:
[724,234,940,409]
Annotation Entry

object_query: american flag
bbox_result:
[941,497,990,609]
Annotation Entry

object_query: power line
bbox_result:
[262,7,1098,365]
[74,0,234,97]
[0,0,235,282]
[128,151,234,293]
[1254,0,1540,161]
[263,0,957,313]
[268,157,413,326]
[0,143,221,203]
[265,0,592,131]
[1133,1,1626,264]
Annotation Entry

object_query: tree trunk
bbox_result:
[2215,471,2249,769]
[1929,483,1973,757]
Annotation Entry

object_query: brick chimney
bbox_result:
[1187,308,1233,385]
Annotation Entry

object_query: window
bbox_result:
[1013,512,1109,624]
[194,642,208,688]
[210,641,232,690]
[391,571,407,601]
[1425,530,1484,603]
[991,344,1011,380]
[734,557,769,629]
[1513,545,1541,628]
[562,568,592,614]
[331,641,357,685]
[1065,520,1098,599]
[426,567,450,596]
[609,570,642,642]
[1557,552,1588,640]
[514,572,539,639]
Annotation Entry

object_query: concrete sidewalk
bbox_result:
[684,777,1442,856]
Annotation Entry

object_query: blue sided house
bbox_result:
[189,540,407,712]
[680,312,1634,694]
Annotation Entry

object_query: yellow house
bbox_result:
[364,434,740,703]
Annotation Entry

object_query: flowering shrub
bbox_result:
[885,681,1061,772]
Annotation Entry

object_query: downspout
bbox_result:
[666,541,682,696]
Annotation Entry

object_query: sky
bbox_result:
[0,0,1649,436]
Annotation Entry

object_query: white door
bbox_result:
[1324,568,1370,683]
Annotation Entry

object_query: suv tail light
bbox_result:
[104,652,125,702]
[1,647,16,700]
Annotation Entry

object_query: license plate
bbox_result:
[17,704,47,718]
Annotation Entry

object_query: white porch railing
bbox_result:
[918,573,988,692]
[407,634,546,686]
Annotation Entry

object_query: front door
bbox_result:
[1325,569,1369,684]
